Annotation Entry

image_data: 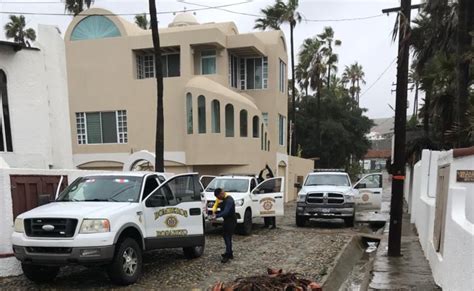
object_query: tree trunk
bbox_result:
[413,82,419,119]
[423,89,431,136]
[327,67,331,90]
[149,0,165,172]
[290,22,297,156]
[316,82,321,160]
[356,79,360,105]
[456,0,472,147]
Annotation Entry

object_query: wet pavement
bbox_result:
[368,176,440,290]
[0,202,355,290]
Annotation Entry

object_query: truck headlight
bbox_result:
[297,194,306,202]
[235,199,244,207]
[344,194,354,202]
[14,218,24,233]
[80,219,110,234]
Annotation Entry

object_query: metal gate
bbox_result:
[10,175,68,220]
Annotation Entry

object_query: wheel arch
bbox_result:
[114,223,145,250]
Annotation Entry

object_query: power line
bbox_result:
[179,0,384,22]
[359,57,397,98]
[0,1,252,16]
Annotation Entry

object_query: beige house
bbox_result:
[64,8,312,200]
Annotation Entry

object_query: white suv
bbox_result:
[12,172,205,285]
[202,175,285,235]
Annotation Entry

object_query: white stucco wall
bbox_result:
[406,149,474,290]
[0,168,108,277]
[0,25,73,169]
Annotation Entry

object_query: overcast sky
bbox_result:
[0,0,422,119]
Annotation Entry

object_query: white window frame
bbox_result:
[238,56,268,90]
[136,52,180,79]
[278,114,286,146]
[76,110,128,145]
[201,50,217,75]
[279,59,286,93]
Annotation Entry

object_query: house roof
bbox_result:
[0,40,39,52]
[364,149,391,159]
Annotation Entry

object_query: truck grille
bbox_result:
[306,193,324,204]
[24,218,78,238]
[306,193,344,204]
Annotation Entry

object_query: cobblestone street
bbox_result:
[0,203,356,289]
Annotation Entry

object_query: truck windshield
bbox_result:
[57,176,143,202]
[305,174,350,187]
[206,178,249,193]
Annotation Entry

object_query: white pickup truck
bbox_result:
[296,171,383,227]
[201,175,285,235]
[12,172,205,285]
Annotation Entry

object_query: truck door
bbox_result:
[353,173,383,211]
[143,174,204,246]
[251,177,285,217]
[199,175,216,190]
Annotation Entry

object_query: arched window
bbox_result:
[267,141,270,151]
[261,124,264,150]
[225,104,234,137]
[198,95,206,133]
[264,132,267,151]
[211,100,220,133]
[0,70,13,152]
[240,109,248,137]
[71,15,121,41]
[252,116,259,138]
[186,93,193,134]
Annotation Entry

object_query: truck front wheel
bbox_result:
[183,244,205,259]
[296,215,307,227]
[22,264,59,283]
[237,209,252,235]
[107,238,142,285]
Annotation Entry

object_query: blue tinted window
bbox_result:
[71,15,121,41]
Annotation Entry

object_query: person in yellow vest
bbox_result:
[211,192,228,214]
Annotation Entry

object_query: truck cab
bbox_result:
[202,175,285,235]
[12,172,205,285]
[296,170,383,227]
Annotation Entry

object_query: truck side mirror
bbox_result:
[294,183,302,189]
[354,183,367,189]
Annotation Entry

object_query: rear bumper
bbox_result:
[12,245,115,266]
[296,202,355,218]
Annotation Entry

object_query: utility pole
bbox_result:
[382,0,418,257]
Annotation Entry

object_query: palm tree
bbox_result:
[342,62,365,104]
[64,0,94,16]
[4,15,36,47]
[318,27,341,89]
[148,0,164,172]
[296,37,321,96]
[255,0,302,155]
[135,14,150,30]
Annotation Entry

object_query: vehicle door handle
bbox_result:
[136,211,143,216]
[189,208,201,216]
[275,196,283,199]
[373,192,381,194]
[252,200,258,202]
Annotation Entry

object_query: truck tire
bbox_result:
[344,215,355,227]
[183,244,205,259]
[296,215,306,227]
[237,209,252,235]
[107,238,142,286]
[22,264,59,283]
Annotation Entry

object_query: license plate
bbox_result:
[322,208,331,213]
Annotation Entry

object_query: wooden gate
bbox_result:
[433,165,450,254]
[10,175,68,220]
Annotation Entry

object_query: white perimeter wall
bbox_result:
[406,149,474,291]
[0,25,73,169]
[0,168,107,277]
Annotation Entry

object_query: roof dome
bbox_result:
[168,12,199,27]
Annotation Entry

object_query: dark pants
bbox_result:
[222,218,236,257]
[264,217,276,228]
